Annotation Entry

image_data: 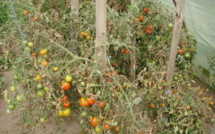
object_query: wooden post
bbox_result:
[95,0,107,71]
[165,0,186,93]
[130,0,136,82]
[172,0,186,28]
[71,0,79,55]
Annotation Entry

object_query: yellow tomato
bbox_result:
[40,49,48,55]
[86,35,91,40]
[58,110,64,117]
[35,75,42,81]
[63,108,72,117]
[53,67,59,72]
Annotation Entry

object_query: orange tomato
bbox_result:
[61,95,69,102]
[35,75,42,81]
[42,61,48,67]
[99,101,106,108]
[172,90,177,94]
[147,25,154,31]
[31,52,38,57]
[161,104,166,107]
[61,82,71,91]
[143,8,149,13]
[106,72,112,76]
[112,71,118,76]
[112,63,118,67]
[134,18,140,22]
[23,10,29,15]
[186,106,190,110]
[177,49,183,54]
[114,126,120,133]
[33,16,39,21]
[103,123,112,131]
[145,29,153,34]
[139,16,144,22]
[86,98,96,105]
[79,97,90,107]
[124,50,130,54]
[91,117,101,127]
[150,104,155,108]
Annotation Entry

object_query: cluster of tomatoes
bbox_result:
[58,75,73,117]
[23,9,39,21]
[89,117,120,133]
[121,48,130,54]
[80,31,91,40]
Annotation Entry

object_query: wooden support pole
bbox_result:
[95,0,107,71]
[71,0,79,55]
[172,0,186,28]
[130,0,136,82]
[165,0,186,93]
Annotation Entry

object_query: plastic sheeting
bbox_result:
[155,0,215,87]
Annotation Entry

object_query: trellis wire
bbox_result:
[7,0,29,57]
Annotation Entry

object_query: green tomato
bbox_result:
[80,82,86,86]
[7,99,12,104]
[26,47,32,52]
[8,104,15,110]
[156,36,160,40]
[37,84,43,89]
[14,75,19,80]
[173,76,178,81]
[65,75,73,82]
[147,45,153,50]
[44,87,50,91]
[16,94,25,102]
[95,126,103,133]
[7,109,13,114]
[184,52,191,58]
[27,42,34,47]
[10,86,16,92]
[37,90,45,97]
[22,40,28,45]
[40,117,46,123]
[81,111,87,117]
[168,23,174,28]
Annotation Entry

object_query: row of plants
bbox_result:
[1,0,214,134]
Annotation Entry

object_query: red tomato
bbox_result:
[61,95,69,102]
[139,16,144,22]
[99,101,106,108]
[63,101,71,108]
[143,8,149,13]
[150,104,155,108]
[91,117,101,127]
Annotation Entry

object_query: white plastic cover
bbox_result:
[155,0,215,87]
